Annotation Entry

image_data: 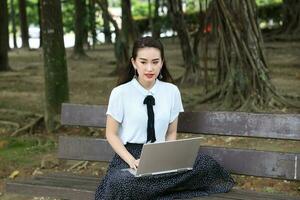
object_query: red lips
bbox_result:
[145,74,154,78]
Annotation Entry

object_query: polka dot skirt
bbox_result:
[95,143,235,200]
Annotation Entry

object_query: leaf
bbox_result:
[9,170,20,179]
[0,140,8,150]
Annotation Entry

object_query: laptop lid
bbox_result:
[136,137,201,176]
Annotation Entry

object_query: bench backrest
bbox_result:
[59,103,300,181]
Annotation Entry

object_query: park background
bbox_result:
[0,0,299,199]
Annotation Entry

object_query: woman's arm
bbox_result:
[165,117,178,141]
[106,115,139,169]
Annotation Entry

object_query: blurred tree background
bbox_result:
[0,0,299,133]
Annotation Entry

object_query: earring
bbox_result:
[158,72,163,79]
[133,69,138,79]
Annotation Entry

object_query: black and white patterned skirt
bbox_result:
[95,143,234,200]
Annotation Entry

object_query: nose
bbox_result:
[146,63,153,71]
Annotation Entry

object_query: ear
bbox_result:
[159,59,164,69]
[131,58,136,69]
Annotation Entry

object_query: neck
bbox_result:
[137,78,156,91]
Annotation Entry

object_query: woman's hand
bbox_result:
[128,158,140,170]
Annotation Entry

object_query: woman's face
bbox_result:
[131,47,163,89]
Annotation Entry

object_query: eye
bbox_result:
[141,62,146,64]
[153,61,159,65]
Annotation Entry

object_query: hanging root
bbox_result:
[197,86,221,104]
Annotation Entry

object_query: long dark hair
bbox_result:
[117,36,173,86]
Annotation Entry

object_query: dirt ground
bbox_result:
[0,38,299,199]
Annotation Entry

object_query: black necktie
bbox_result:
[143,95,156,143]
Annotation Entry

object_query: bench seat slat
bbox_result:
[61,103,107,128]
[7,175,300,200]
[58,136,114,161]
[10,176,99,189]
[61,103,300,140]
[201,147,300,181]
[38,172,100,181]
[178,112,300,140]
[34,176,99,187]
[213,189,300,200]
[58,136,300,180]
[6,180,95,200]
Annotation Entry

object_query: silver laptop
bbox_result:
[122,137,202,177]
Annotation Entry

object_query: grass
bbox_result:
[0,136,56,178]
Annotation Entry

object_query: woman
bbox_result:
[95,36,234,200]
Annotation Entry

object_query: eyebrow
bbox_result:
[138,58,160,61]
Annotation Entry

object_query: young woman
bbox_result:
[95,37,234,200]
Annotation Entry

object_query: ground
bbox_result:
[0,38,299,199]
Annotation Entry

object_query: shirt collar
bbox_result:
[131,78,160,96]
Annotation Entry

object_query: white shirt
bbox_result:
[106,78,184,144]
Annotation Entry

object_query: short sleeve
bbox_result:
[106,88,123,123]
[169,86,184,123]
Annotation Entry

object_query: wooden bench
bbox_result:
[6,103,300,200]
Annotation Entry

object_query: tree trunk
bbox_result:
[97,0,129,75]
[89,0,97,48]
[122,0,138,47]
[38,0,43,48]
[41,0,70,132]
[102,0,111,44]
[168,0,201,85]
[282,0,300,35]
[201,0,292,111]
[148,0,153,34]
[0,0,10,71]
[19,0,29,48]
[152,0,161,39]
[194,0,210,92]
[11,0,18,48]
[73,0,87,58]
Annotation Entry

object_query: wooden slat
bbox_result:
[6,176,300,200]
[6,180,95,200]
[200,146,300,181]
[211,189,300,200]
[58,136,114,161]
[61,103,300,140]
[61,103,107,127]
[33,176,99,188]
[39,172,100,181]
[57,136,300,180]
[178,111,300,140]
[195,195,236,200]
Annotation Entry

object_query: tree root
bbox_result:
[0,108,41,117]
[264,34,300,42]
[195,84,299,112]
[11,115,44,136]
[197,86,221,104]
[67,161,89,171]
[70,52,90,60]
[0,121,20,129]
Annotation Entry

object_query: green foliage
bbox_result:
[109,0,120,7]
[135,11,199,34]
[26,0,39,26]
[131,0,149,19]
[7,0,39,27]
[0,136,56,166]
[6,0,285,36]
[256,0,282,6]
[257,3,282,26]
[185,0,199,14]
[62,1,75,33]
